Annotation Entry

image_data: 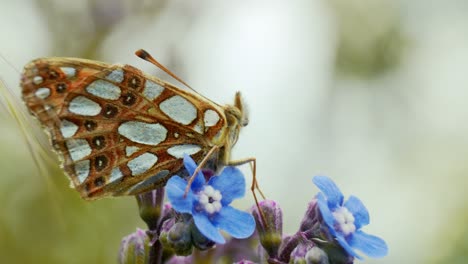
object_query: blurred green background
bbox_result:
[1,0,468,263]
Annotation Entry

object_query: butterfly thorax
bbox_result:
[217,92,248,165]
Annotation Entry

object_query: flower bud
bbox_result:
[234,260,257,264]
[166,220,193,256]
[252,200,283,258]
[165,256,193,264]
[290,241,313,264]
[118,228,150,264]
[299,200,320,232]
[159,218,176,250]
[161,203,174,218]
[136,188,165,229]
[305,247,329,264]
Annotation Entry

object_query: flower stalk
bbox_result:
[135,188,166,264]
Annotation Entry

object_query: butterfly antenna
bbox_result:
[0,52,20,73]
[135,49,195,91]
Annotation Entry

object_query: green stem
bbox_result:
[135,188,165,264]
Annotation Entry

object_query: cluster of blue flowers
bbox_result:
[119,155,388,264]
[166,155,255,244]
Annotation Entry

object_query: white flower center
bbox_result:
[197,185,223,214]
[332,206,356,236]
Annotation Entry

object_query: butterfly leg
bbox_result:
[227,157,265,204]
[226,157,268,225]
[183,145,220,197]
[248,159,266,200]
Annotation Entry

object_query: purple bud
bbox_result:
[251,200,283,258]
[162,203,173,217]
[165,256,193,264]
[290,241,314,263]
[234,260,257,264]
[207,238,259,262]
[118,228,150,264]
[158,203,175,231]
[277,234,299,262]
[161,217,176,233]
[299,199,320,232]
[159,218,176,249]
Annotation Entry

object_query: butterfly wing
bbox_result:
[21,57,228,199]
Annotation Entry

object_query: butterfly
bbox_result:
[20,49,257,200]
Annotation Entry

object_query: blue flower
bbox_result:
[166,155,255,244]
[313,176,388,259]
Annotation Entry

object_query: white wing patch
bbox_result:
[160,95,197,125]
[33,76,43,84]
[125,146,140,157]
[118,121,168,146]
[69,96,102,116]
[143,80,164,100]
[35,87,50,99]
[86,80,121,100]
[127,152,158,176]
[167,144,202,159]
[75,160,90,183]
[66,139,92,161]
[109,167,123,182]
[204,109,220,127]
[60,119,79,138]
[193,123,203,134]
[106,69,124,83]
[60,67,76,78]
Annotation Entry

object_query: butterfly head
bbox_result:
[235,91,249,127]
[224,92,248,148]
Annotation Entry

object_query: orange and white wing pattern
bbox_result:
[21,57,232,199]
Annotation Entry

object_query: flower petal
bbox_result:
[208,166,246,205]
[316,193,337,237]
[348,230,388,258]
[312,176,344,209]
[192,212,225,244]
[344,195,369,229]
[166,176,195,213]
[183,154,205,192]
[335,234,362,259]
[212,206,255,239]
